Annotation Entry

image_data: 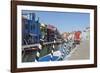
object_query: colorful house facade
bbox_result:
[22,11,41,45]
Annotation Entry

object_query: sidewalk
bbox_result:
[65,40,90,60]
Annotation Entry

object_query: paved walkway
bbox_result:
[64,39,90,60]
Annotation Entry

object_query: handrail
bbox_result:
[22,41,62,49]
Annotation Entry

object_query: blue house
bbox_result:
[22,11,41,45]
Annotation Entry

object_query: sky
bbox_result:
[22,10,90,33]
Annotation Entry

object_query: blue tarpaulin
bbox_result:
[38,55,59,62]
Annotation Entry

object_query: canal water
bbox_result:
[22,41,74,62]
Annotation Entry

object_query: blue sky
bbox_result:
[23,10,90,33]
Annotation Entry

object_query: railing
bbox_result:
[22,41,62,49]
